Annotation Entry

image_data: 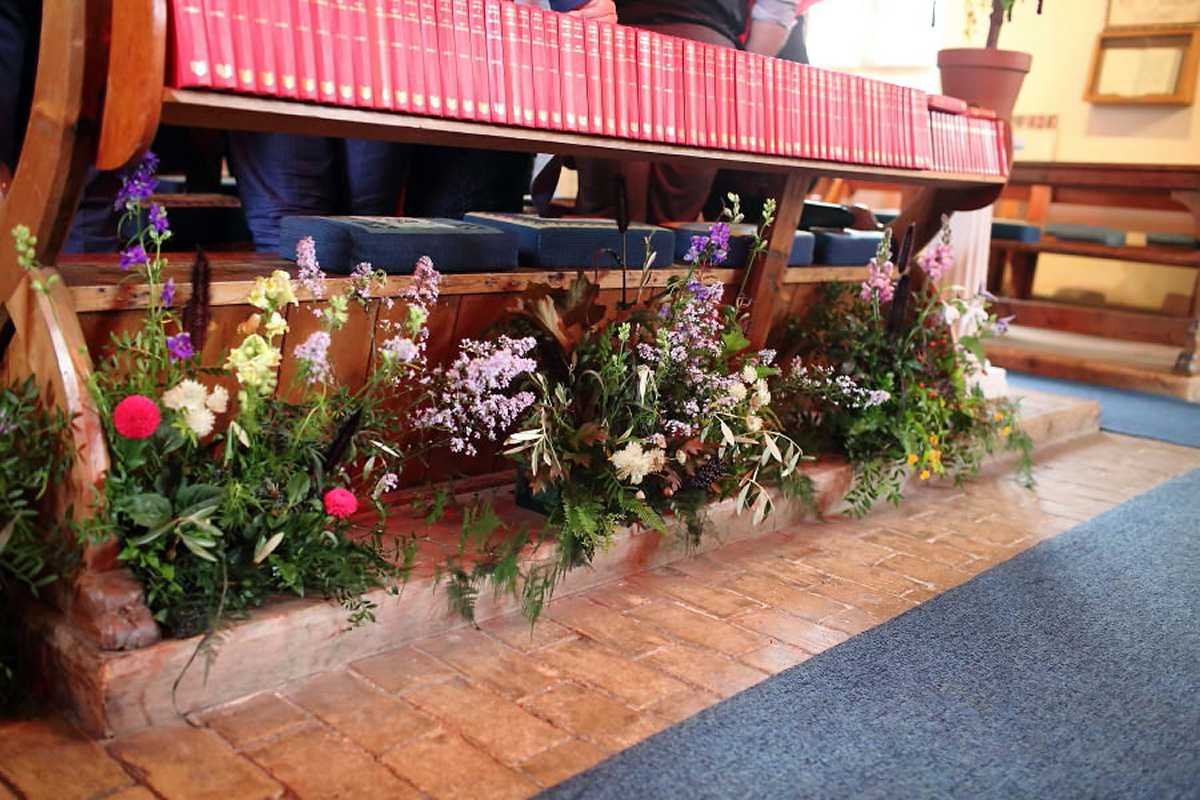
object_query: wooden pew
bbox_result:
[0,0,1009,651]
[987,161,1200,374]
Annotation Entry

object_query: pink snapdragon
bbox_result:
[860,257,896,304]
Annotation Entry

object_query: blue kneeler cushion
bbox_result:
[811,228,884,266]
[991,219,1042,242]
[661,222,815,267]
[1146,232,1200,249]
[278,216,519,274]
[1044,223,1126,247]
[462,212,675,269]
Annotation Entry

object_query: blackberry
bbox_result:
[686,457,725,489]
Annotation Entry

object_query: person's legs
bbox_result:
[339,137,406,215]
[401,145,532,218]
[226,131,338,251]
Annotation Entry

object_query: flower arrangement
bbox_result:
[439,206,807,621]
[21,152,530,638]
[770,221,1032,516]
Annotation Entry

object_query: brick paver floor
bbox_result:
[2,431,1198,799]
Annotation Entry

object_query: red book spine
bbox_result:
[715,46,731,150]
[501,2,525,126]
[167,0,212,88]
[662,35,678,144]
[513,4,535,127]
[203,0,236,89]
[451,0,475,119]
[401,0,424,114]
[542,8,564,129]
[569,15,589,133]
[368,0,394,110]
[702,44,717,149]
[761,55,775,154]
[229,0,257,93]
[597,21,617,137]
[730,49,745,150]
[292,0,320,100]
[681,39,699,147]
[650,33,665,142]
[613,25,634,139]
[468,0,491,122]
[791,61,806,159]
[329,0,358,106]
[635,29,654,140]
[779,58,794,157]
[814,67,828,161]
[435,0,462,118]
[347,0,374,106]
[484,0,507,124]
[270,1,298,97]
[584,19,604,135]
[558,14,580,132]
[912,90,932,169]
[249,4,278,95]
[417,0,444,115]
[311,0,340,103]
[529,8,552,129]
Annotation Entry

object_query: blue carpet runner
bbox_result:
[1006,370,1200,448]
[539,469,1200,799]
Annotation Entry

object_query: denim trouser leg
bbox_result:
[340,138,407,216]
[226,132,338,252]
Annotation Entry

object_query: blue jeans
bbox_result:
[226,132,406,252]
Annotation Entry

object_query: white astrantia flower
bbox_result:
[741,365,757,383]
[609,441,667,485]
[746,415,764,432]
[183,406,216,437]
[162,378,207,412]
[728,381,748,402]
[205,385,229,414]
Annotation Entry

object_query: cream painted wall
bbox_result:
[946,0,1200,165]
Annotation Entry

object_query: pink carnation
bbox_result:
[323,487,358,519]
[113,395,161,439]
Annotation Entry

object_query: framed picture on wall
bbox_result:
[1085,27,1199,104]
[1106,0,1200,28]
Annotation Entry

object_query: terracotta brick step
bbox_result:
[18,385,1099,736]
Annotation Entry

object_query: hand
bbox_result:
[570,0,617,25]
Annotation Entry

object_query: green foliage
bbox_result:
[771,236,1033,517]
[436,205,810,623]
[0,375,71,714]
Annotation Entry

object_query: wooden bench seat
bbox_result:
[986,161,1200,374]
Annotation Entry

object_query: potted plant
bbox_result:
[937,0,1044,119]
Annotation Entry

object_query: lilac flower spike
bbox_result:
[166,332,194,361]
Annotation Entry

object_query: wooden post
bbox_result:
[744,171,812,350]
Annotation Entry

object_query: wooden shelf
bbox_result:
[57,253,867,312]
[160,89,1008,189]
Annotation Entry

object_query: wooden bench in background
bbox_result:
[0,0,1010,653]
[988,161,1200,374]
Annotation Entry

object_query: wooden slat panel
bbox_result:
[994,298,1196,348]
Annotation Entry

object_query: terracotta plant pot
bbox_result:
[937,47,1033,121]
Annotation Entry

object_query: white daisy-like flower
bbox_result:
[609,442,667,485]
[183,406,216,437]
[746,415,764,432]
[162,378,207,412]
[728,381,748,402]
[205,385,229,414]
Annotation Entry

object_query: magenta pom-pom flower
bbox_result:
[113,395,161,439]
[323,487,358,519]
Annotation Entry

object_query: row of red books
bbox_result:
[168,0,1007,176]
